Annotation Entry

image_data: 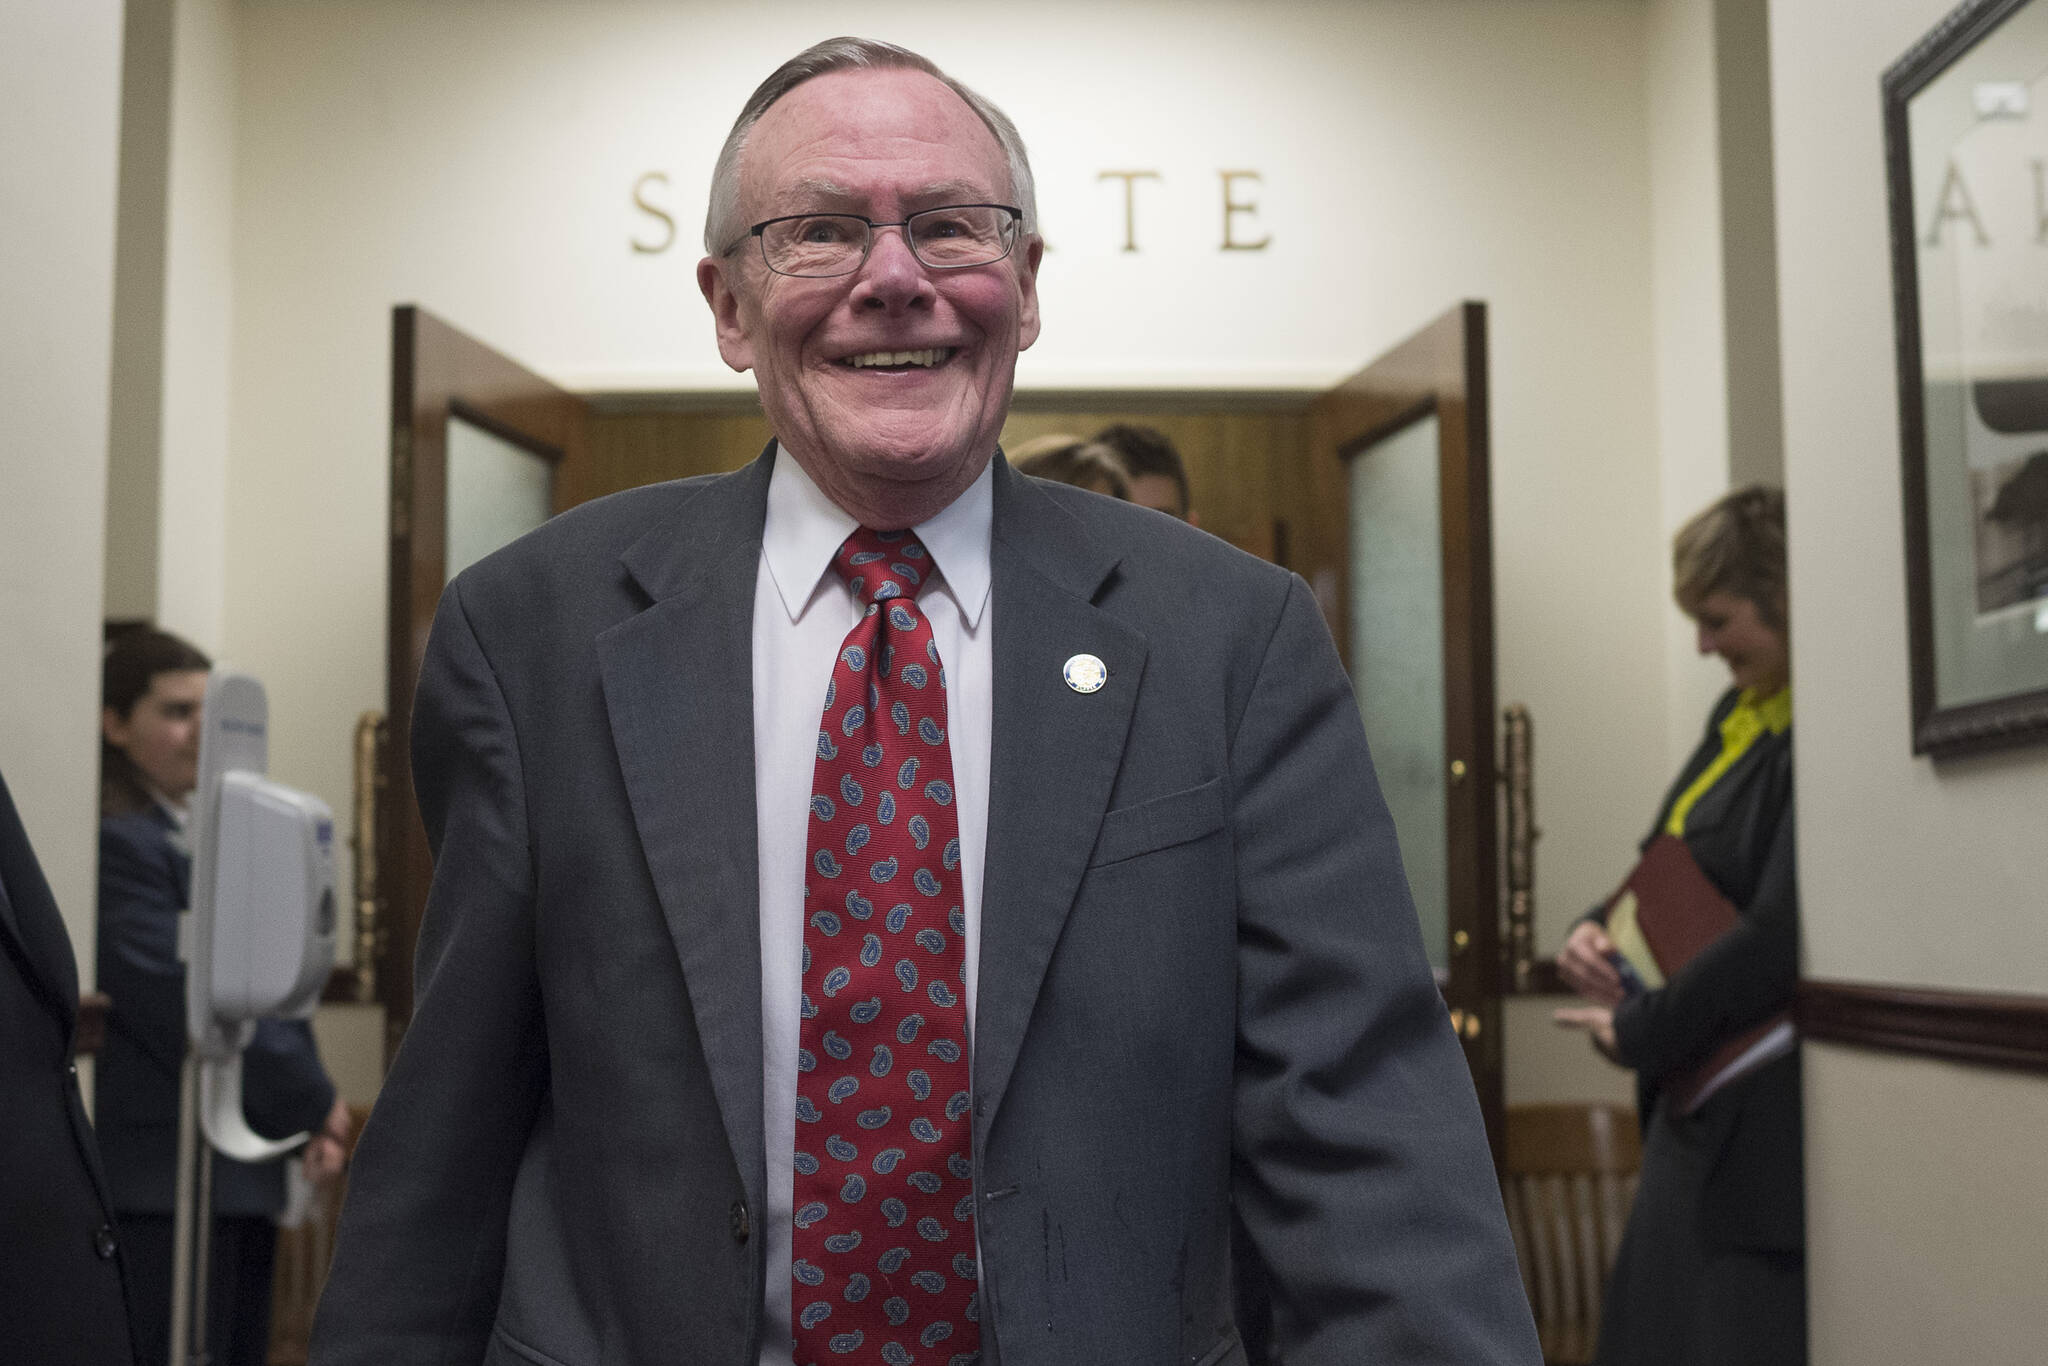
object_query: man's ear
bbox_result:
[1014,235,1044,352]
[697,256,756,373]
[102,706,129,748]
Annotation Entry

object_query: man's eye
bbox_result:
[921,217,967,239]
[798,219,854,244]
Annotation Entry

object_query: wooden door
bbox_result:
[380,306,587,1061]
[1304,302,1503,1161]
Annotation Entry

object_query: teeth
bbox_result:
[842,348,953,369]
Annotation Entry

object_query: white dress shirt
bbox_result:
[753,448,993,1366]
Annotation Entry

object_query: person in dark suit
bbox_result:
[1555,486,1803,1366]
[94,626,350,1366]
[312,37,1538,1366]
[0,765,136,1366]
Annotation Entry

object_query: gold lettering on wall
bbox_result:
[1219,170,1270,251]
[1097,170,1162,253]
[1924,161,1990,247]
[632,172,677,255]
[626,167,1280,257]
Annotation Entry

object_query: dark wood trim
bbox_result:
[384,306,587,1066]
[1312,302,1502,1161]
[1797,978,2048,1075]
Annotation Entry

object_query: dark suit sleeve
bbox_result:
[97,818,188,1082]
[241,1019,337,1140]
[1228,577,1538,1363]
[1611,802,1798,1080]
[312,577,547,1366]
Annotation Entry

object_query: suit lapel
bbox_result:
[973,461,1146,1128]
[0,777,79,1033]
[597,449,774,1207]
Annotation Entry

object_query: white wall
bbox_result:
[0,1,125,971]
[1771,0,2048,995]
[1645,0,1786,774]
[212,0,1672,978]
[1769,0,2048,1359]
[157,0,239,652]
[1647,0,1741,770]
[105,0,174,624]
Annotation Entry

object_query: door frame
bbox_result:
[381,304,587,1062]
[1307,301,1502,1158]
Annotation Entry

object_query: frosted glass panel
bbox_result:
[1348,412,1448,975]
[446,414,553,582]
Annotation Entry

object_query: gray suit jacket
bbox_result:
[312,449,1537,1366]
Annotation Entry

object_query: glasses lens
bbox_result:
[760,215,868,277]
[908,206,1015,268]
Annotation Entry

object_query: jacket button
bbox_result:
[94,1225,118,1260]
[729,1200,751,1243]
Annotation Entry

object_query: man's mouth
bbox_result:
[837,347,958,370]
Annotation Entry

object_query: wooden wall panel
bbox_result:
[998,407,1309,566]
[582,400,1314,575]
[581,408,772,501]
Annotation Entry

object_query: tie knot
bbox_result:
[832,528,931,609]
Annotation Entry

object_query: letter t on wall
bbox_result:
[1098,170,1162,253]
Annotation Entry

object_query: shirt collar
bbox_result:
[1731,684,1793,736]
[761,443,993,630]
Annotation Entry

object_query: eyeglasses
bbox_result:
[731,204,1024,278]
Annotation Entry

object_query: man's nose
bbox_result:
[1696,623,1715,655]
[851,225,935,310]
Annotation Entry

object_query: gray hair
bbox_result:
[702,36,1038,255]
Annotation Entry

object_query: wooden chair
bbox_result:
[1500,1103,1641,1366]
[266,1104,369,1366]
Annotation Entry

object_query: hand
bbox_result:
[302,1133,347,1186]
[1556,920,1625,1006]
[302,1097,354,1186]
[321,1096,353,1145]
[1553,1005,1622,1065]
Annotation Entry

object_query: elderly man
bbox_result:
[312,37,1536,1366]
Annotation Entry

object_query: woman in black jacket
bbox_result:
[95,627,350,1366]
[1555,486,1804,1366]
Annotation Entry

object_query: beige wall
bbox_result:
[106,0,238,652]
[1,1,124,980]
[1646,0,1786,774]
[105,0,174,624]
[1803,1045,2048,1363]
[157,0,239,652]
[1769,0,2048,1359]
[1771,0,2048,994]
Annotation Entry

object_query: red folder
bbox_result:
[1608,834,1791,1112]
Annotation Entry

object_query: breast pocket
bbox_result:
[1087,776,1228,869]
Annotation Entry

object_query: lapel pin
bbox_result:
[1063,653,1107,694]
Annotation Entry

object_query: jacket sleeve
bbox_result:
[1228,576,1539,1364]
[97,817,189,1080]
[311,576,548,1366]
[1610,800,1797,1082]
[241,1018,337,1140]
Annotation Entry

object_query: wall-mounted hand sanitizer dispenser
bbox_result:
[184,668,338,1162]
[211,771,336,1020]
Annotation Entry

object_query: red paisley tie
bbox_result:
[792,528,979,1366]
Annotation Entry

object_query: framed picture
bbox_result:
[1883,0,2048,757]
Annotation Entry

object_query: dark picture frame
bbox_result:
[1883,0,2048,757]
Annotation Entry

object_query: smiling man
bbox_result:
[312,38,1537,1366]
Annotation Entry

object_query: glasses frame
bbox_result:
[731,203,1025,279]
